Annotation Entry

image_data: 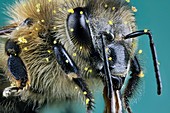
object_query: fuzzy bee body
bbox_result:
[0,0,162,113]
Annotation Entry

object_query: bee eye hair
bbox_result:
[67,7,93,48]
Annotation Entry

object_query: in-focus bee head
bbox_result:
[65,6,132,76]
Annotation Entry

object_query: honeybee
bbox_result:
[0,0,162,113]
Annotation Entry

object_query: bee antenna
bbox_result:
[124,30,162,95]
[0,23,17,35]
[100,32,114,99]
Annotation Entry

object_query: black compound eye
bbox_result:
[5,39,21,56]
[67,7,92,49]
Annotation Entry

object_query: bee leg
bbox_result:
[53,43,94,112]
[124,30,162,95]
[122,56,143,113]
[5,39,28,89]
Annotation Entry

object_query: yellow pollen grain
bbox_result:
[86,19,89,24]
[138,71,144,78]
[37,20,41,24]
[138,49,143,54]
[70,28,74,32]
[47,50,52,53]
[88,69,93,73]
[37,9,40,13]
[36,3,41,8]
[53,40,57,44]
[83,91,87,95]
[68,8,74,13]
[53,10,56,14]
[112,7,115,10]
[108,20,113,25]
[73,53,77,56]
[58,8,62,11]
[80,46,83,50]
[86,98,90,105]
[24,47,28,51]
[126,0,130,3]
[41,19,45,23]
[132,6,137,12]
[104,4,108,8]
[108,57,112,61]
[35,28,39,31]
[65,60,69,63]
[75,87,78,89]
[48,0,52,2]
[144,29,148,33]
[53,26,57,30]
[45,58,49,62]
[80,11,83,15]
[84,67,88,71]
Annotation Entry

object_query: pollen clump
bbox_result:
[132,6,137,12]
[138,71,144,78]
[68,8,74,13]
[86,98,90,105]
[18,37,27,43]
[36,3,41,13]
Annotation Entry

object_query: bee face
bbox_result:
[0,0,162,113]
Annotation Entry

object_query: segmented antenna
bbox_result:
[124,30,162,95]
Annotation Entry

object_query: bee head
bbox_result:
[66,7,131,76]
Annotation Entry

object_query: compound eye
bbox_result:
[67,7,92,49]
[5,39,20,56]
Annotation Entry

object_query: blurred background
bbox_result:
[0,0,169,113]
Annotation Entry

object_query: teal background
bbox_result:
[0,0,169,113]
